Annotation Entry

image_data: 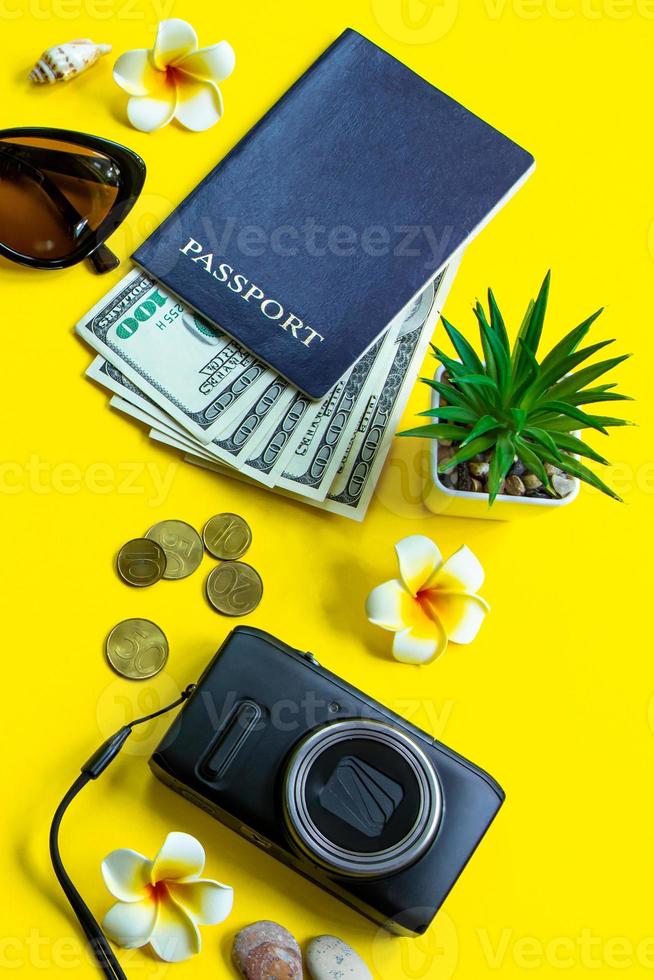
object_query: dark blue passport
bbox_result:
[134,28,534,400]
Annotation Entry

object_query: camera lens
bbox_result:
[282,719,442,878]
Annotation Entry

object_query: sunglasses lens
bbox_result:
[0,136,121,262]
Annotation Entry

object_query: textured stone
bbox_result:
[552,473,576,498]
[457,464,473,492]
[445,467,458,488]
[233,921,302,979]
[306,935,372,980]
[468,460,489,478]
[505,475,526,496]
[523,472,543,490]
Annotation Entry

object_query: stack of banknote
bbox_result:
[76,258,460,521]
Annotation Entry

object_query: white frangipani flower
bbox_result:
[366,535,490,664]
[101,831,233,962]
[113,19,235,133]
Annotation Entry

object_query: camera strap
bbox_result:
[49,685,196,980]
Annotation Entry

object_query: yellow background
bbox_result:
[0,0,652,977]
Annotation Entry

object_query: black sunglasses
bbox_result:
[0,127,145,274]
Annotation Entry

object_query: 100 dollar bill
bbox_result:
[81,256,460,519]
[76,271,276,444]
[322,256,461,519]
[89,354,309,485]
[276,328,397,502]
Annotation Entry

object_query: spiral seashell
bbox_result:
[29,39,111,84]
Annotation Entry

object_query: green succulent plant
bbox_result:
[399,272,633,504]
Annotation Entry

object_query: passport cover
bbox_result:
[134,28,534,400]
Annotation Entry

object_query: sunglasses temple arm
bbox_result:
[25,167,119,273]
[87,243,120,274]
[1,151,97,246]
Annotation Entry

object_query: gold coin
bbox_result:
[206,561,263,616]
[145,520,203,579]
[203,513,252,560]
[106,619,169,680]
[117,538,167,587]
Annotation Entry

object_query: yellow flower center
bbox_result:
[148,880,168,902]
[163,64,184,88]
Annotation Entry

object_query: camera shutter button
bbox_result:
[303,652,320,665]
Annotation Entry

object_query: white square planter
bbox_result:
[423,367,580,521]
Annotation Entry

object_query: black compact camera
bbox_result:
[151,627,504,936]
